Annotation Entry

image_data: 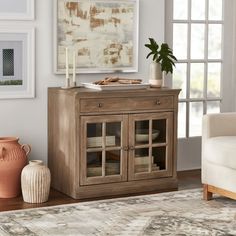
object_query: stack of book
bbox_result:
[134,156,160,173]
[87,136,116,148]
[87,162,120,177]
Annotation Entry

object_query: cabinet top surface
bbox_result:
[48,87,181,98]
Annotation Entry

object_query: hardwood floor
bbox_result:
[0,169,201,212]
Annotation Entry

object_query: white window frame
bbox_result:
[165,0,236,139]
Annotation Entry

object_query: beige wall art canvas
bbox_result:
[54,0,139,74]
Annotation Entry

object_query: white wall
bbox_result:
[0,0,165,164]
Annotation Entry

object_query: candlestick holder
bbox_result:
[71,81,77,87]
[61,77,73,89]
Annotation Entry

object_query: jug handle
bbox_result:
[21,144,31,156]
[0,147,5,161]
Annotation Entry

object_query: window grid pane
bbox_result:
[190,63,205,99]
[174,0,188,20]
[173,63,187,99]
[208,24,222,59]
[191,0,205,20]
[178,102,186,138]
[172,0,223,138]
[207,63,221,98]
[189,102,203,137]
[207,101,220,114]
[209,0,223,21]
[173,23,188,60]
[191,24,205,59]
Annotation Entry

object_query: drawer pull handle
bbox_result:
[98,103,103,108]
[156,100,161,105]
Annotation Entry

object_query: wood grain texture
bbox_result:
[203,184,213,201]
[48,87,181,199]
[48,90,77,198]
[80,96,173,113]
[205,184,236,201]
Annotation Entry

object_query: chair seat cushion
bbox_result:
[205,136,236,169]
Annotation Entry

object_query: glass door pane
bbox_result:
[106,150,120,176]
[135,120,149,145]
[87,122,123,178]
[129,113,173,180]
[87,123,102,148]
[87,152,102,177]
[81,115,128,186]
[152,119,166,144]
[106,122,121,147]
[135,148,149,173]
[152,147,166,171]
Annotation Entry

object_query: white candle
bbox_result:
[65,47,69,79]
[72,50,76,82]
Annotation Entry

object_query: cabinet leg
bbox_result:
[203,184,213,201]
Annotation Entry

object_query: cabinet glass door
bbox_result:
[129,112,173,180]
[81,115,127,185]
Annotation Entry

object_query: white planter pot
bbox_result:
[21,160,51,203]
[149,62,163,87]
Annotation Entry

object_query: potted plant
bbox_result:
[145,38,177,87]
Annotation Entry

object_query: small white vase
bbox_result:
[21,160,51,203]
[149,62,163,87]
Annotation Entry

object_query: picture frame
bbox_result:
[0,25,35,99]
[0,0,35,20]
[54,0,139,74]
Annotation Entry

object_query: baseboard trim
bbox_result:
[177,169,201,178]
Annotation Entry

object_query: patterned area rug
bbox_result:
[1,188,236,236]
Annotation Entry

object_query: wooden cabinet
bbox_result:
[48,87,180,199]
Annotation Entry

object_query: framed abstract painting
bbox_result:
[54,0,139,74]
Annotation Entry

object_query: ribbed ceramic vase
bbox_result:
[0,137,30,198]
[21,160,51,203]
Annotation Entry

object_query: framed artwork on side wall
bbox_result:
[0,25,35,99]
[0,0,35,20]
[54,0,139,74]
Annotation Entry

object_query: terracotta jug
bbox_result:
[0,137,31,198]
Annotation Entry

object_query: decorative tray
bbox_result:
[82,82,150,91]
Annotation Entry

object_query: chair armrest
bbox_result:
[202,113,236,140]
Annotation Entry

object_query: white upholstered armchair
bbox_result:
[202,113,236,200]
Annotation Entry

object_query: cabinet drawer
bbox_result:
[80,96,173,113]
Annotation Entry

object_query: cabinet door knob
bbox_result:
[123,146,129,151]
[98,103,103,108]
[156,100,161,105]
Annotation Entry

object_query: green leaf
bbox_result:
[145,39,177,72]
[146,52,153,59]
